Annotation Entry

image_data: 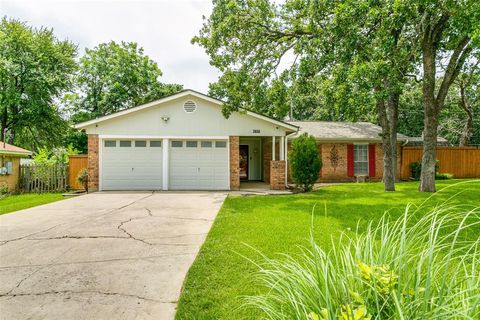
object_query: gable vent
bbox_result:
[183,100,197,113]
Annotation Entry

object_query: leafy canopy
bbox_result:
[0,17,77,150]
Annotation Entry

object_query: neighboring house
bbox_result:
[289,121,408,182]
[403,136,450,147]
[0,142,32,192]
[74,90,298,191]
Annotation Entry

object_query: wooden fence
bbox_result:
[69,155,88,190]
[400,146,480,179]
[20,163,68,192]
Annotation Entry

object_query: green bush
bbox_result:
[244,204,480,319]
[76,168,89,191]
[289,134,322,192]
[409,160,446,180]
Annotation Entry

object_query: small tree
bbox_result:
[289,134,322,192]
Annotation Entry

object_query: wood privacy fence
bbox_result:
[400,146,480,179]
[69,155,88,190]
[20,163,68,192]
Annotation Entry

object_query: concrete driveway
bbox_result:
[0,192,226,320]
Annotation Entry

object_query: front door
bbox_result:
[239,145,249,181]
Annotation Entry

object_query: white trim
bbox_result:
[272,136,276,161]
[99,135,230,140]
[227,138,231,190]
[73,90,298,131]
[280,136,285,161]
[162,138,169,190]
[99,137,103,191]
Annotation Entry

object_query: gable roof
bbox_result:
[0,142,32,156]
[288,121,409,142]
[73,89,298,131]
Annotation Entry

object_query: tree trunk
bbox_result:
[419,38,437,192]
[387,91,399,182]
[376,87,395,191]
[459,83,473,146]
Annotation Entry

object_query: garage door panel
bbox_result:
[169,140,228,190]
[101,140,163,190]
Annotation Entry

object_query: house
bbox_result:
[74,90,298,191]
[289,121,408,182]
[74,90,410,191]
[0,142,32,192]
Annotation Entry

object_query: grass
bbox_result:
[0,193,65,215]
[175,180,480,320]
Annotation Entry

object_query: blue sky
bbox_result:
[1,0,220,92]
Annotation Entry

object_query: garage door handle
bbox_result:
[132,168,134,171]
[198,167,200,172]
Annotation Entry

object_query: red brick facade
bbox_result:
[262,139,280,184]
[229,136,240,190]
[87,134,99,191]
[270,160,286,190]
[287,142,402,183]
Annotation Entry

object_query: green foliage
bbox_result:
[244,204,480,319]
[289,134,321,192]
[176,181,480,319]
[410,161,452,180]
[0,18,77,150]
[76,168,88,190]
[435,172,453,180]
[71,41,183,118]
[33,145,78,165]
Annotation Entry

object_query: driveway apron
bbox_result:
[0,192,226,320]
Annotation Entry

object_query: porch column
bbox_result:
[284,136,288,186]
[280,136,285,160]
[272,136,276,161]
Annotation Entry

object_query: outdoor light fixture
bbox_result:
[161,116,170,123]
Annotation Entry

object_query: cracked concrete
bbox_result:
[0,191,226,320]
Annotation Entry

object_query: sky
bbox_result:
[1,0,220,93]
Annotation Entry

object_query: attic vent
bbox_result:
[183,100,197,113]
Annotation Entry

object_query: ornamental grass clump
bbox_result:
[244,204,480,319]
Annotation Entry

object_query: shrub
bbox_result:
[76,168,89,191]
[289,134,322,192]
[244,204,480,319]
[435,172,453,180]
[33,145,78,165]
[410,160,444,180]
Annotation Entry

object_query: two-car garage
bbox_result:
[101,138,229,191]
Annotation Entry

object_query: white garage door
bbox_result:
[101,139,163,190]
[169,140,229,190]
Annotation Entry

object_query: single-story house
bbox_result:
[74,90,298,191]
[289,121,408,182]
[0,142,32,192]
[73,90,408,191]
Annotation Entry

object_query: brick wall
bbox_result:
[319,143,350,181]
[270,160,286,190]
[263,138,280,183]
[87,134,99,191]
[229,136,240,190]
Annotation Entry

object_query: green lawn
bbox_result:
[0,193,65,215]
[176,180,480,320]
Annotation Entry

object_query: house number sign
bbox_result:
[253,129,261,133]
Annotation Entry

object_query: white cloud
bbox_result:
[1,0,220,92]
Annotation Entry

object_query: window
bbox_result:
[201,141,212,148]
[119,141,131,147]
[104,140,116,147]
[215,141,227,148]
[186,141,198,148]
[354,144,368,175]
[171,141,183,148]
[150,140,162,147]
[135,140,146,147]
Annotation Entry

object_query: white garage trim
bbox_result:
[162,138,169,190]
[99,135,230,140]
